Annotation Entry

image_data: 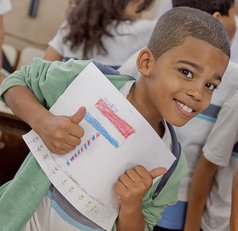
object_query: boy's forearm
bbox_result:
[184,154,217,231]
[117,205,145,231]
[43,46,63,61]
[3,86,51,131]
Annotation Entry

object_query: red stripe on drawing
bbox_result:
[95,99,135,138]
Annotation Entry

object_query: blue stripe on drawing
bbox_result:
[84,112,119,148]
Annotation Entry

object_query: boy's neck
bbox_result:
[155,123,165,137]
[127,82,164,137]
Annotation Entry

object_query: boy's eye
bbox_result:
[179,68,193,79]
[205,82,218,91]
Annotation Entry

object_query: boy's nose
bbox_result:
[185,87,203,102]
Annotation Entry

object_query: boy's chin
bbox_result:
[171,118,194,127]
[172,122,187,127]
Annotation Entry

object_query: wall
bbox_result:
[4,0,68,51]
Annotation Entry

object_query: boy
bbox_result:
[0,7,230,231]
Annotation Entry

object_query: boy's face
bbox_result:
[137,36,229,127]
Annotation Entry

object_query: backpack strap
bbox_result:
[152,123,181,200]
[92,60,120,75]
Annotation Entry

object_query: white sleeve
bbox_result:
[48,22,68,56]
[0,0,11,15]
[203,93,238,166]
[119,50,140,79]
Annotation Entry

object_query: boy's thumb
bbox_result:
[149,167,167,179]
[69,106,86,124]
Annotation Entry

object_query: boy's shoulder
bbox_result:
[32,57,135,86]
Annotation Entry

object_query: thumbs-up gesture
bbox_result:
[115,165,166,210]
[36,106,86,154]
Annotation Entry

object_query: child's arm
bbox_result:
[231,170,238,231]
[43,46,63,61]
[4,86,86,154]
[115,165,166,231]
[184,154,217,231]
[1,57,90,153]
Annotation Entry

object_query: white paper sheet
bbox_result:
[23,62,176,230]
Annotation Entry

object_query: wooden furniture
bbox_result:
[0,108,30,185]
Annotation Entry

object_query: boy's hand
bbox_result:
[115,165,166,211]
[36,107,86,154]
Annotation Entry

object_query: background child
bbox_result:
[0,7,230,231]
[183,87,238,231]
[151,1,238,231]
[43,0,156,68]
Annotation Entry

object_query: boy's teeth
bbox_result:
[178,102,192,113]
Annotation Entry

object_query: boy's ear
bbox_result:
[136,48,156,77]
[212,11,222,20]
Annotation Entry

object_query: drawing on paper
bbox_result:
[66,132,100,166]
[84,98,135,148]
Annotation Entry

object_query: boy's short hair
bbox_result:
[147,7,230,59]
[172,0,234,16]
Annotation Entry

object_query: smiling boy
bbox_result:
[0,7,230,231]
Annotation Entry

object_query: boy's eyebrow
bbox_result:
[177,60,222,82]
[176,60,201,71]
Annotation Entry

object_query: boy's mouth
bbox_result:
[175,99,196,115]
